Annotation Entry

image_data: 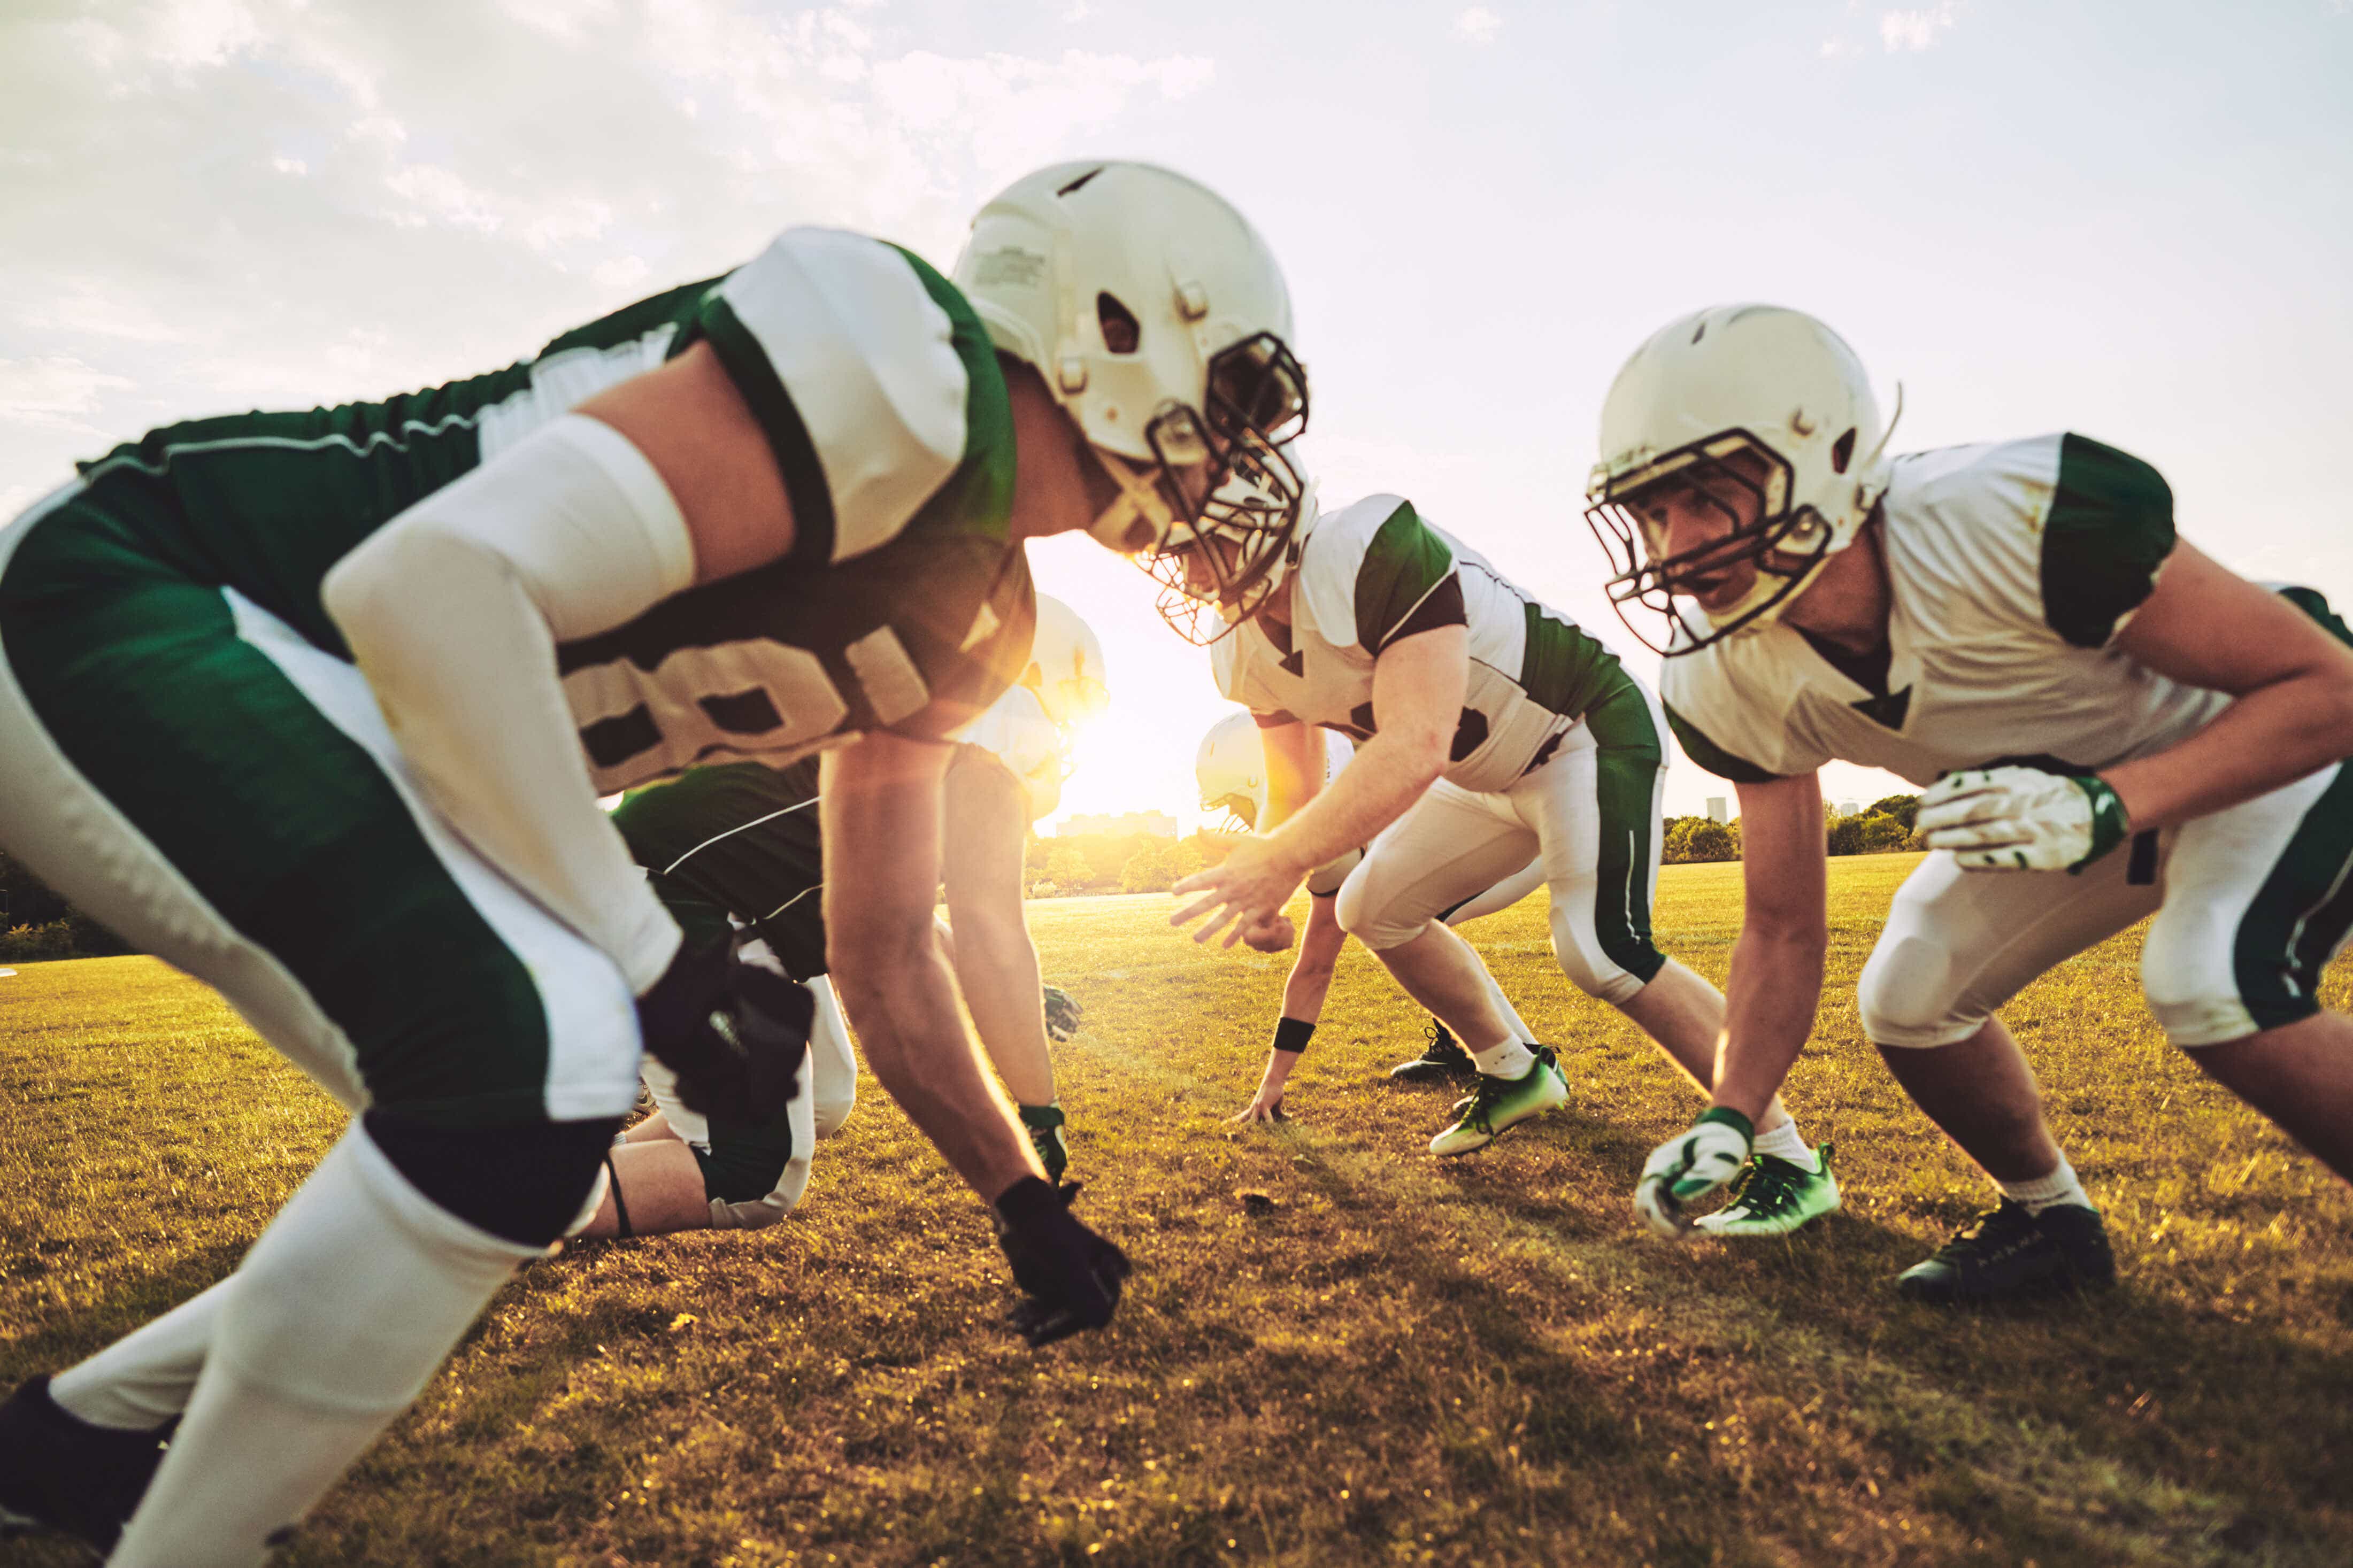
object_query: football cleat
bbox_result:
[1693,1145,1842,1237]
[1389,1019,1477,1083]
[1020,1103,1071,1184]
[1041,986,1083,1044]
[1428,1046,1568,1156]
[0,1375,174,1552]
[1896,1199,2116,1303]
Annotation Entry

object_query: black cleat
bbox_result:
[1388,1019,1477,1083]
[1897,1199,2117,1304]
[0,1375,174,1552]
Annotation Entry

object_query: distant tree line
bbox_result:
[1022,830,1235,897]
[1662,794,1920,864]
[0,847,130,962]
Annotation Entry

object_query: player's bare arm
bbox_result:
[1228,893,1349,1124]
[1713,771,1833,1121]
[821,733,1037,1202]
[2100,542,2353,828]
[1173,625,1466,946]
[941,748,1058,1110]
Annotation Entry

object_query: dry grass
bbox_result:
[3,853,2350,1566]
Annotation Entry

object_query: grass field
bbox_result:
[3,852,2350,1566]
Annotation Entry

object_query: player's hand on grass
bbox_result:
[992,1176,1131,1347]
[1633,1107,1754,1237]
[1917,766,2128,873]
[1227,1085,1288,1125]
[635,939,812,1119]
[1171,835,1305,948]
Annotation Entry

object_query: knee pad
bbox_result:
[1857,933,1981,1049]
[362,1110,623,1247]
[1545,902,1650,1006]
[2140,907,2263,1048]
[1333,874,1431,953]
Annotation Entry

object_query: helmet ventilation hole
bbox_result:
[1831,429,1856,474]
[1097,292,1141,354]
[1691,321,1707,344]
[1056,167,1105,197]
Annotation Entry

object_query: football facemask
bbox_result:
[1585,431,1834,657]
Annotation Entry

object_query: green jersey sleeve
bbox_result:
[676,228,1008,569]
[2037,433,2175,649]
[1297,495,1466,657]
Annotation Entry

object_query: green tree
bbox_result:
[1045,845,1091,892]
[1867,793,1921,831]
[1856,810,1912,852]
[1682,819,1738,862]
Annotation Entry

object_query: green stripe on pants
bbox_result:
[1580,676,1667,988]
[0,483,555,1126]
[2231,588,2353,1031]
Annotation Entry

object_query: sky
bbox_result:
[3,1,2348,830]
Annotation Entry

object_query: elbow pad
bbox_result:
[1305,846,1364,898]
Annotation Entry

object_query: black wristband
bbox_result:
[1272,1016,1316,1056]
[993,1173,1060,1232]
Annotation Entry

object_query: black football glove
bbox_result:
[991,1175,1131,1348]
[634,939,812,1121]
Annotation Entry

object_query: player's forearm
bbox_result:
[950,913,1057,1107]
[2103,671,2353,831]
[836,935,1036,1200]
[1265,731,1443,875]
[1712,923,1826,1122]
[1279,900,1346,1021]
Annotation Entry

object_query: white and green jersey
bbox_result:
[1663,432,2219,786]
[1211,495,1636,794]
[955,684,1068,821]
[71,227,1033,794]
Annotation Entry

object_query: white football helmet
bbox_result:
[1585,304,1901,655]
[1021,594,1110,733]
[1195,710,1270,830]
[955,161,1310,643]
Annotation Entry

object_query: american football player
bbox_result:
[1195,709,1547,1118]
[1591,304,2353,1301]
[0,162,1299,1562]
[576,595,1110,1237]
[1164,472,1831,1206]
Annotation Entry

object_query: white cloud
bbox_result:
[1455,6,1502,45]
[1880,3,1959,52]
[1820,35,1863,60]
[0,0,1220,472]
[0,356,133,429]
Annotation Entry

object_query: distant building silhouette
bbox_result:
[1057,811,1178,839]
[1705,797,1728,824]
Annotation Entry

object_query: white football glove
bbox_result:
[1634,1108,1754,1238]
[1916,766,2129,873]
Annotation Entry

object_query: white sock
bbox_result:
[49,1279,228,1431]
[1479,968,1537,1047]
[1751,1118,1816,1169]
[1997,1154,2092,1216]
[111,1129,539,1568]
[1469,1037,1535,1078]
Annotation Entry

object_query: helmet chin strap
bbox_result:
[1085,447,1179,554]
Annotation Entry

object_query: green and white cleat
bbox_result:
[1693,1145,1841,1236]
[1428,1046,1568,1156]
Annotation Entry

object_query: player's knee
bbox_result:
[1547,903,1650,1006]
[362,1110,622,1248]
[1333,876,1426,951]
[2140,908,2263,1049]
[1857,933,1979,1048]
